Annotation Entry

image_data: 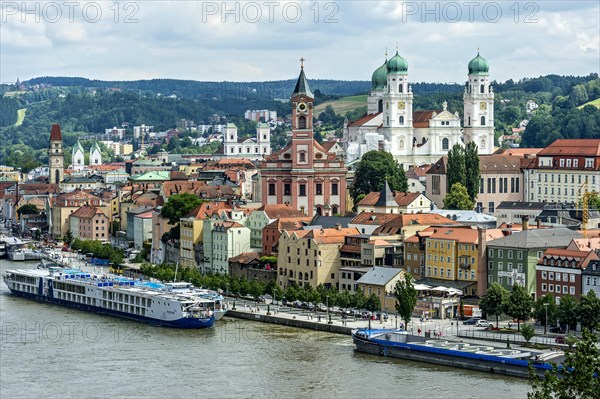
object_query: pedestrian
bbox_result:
[318,315,321,322]
[418,328,421,335]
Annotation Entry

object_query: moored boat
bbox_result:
[352,328,562,379]
[3,267,215,329]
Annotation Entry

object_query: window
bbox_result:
[316,183,322,195]
[488,261,493,270]
[549,284,554,292]
[498,250,503,258]
[566,159,572,167]
[480,178,484,194]
[508,250,513,259]
[549,272,554,280]
[488,249,494,257]
[299,184,306,196]
[299,152,306,162]
[569,286,575,295]
[284,184,291,195]
[432,175,440,195]
[268,184,276,196]
[331,183,338,195]
[556,273,561,282]
[399,116,405,125]
[542,283,547,291]
[570,274,575,283]
[481,116,486,125]
[298,116,306,129]
[563,285,568,294]
[434,267,438,277]
[441,138,449,150]
[488,202,495,213]
[573,159,579,167]
[498,262,503,271]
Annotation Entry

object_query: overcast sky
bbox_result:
[1,1,599,84]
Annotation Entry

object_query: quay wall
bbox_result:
[227,310,353,335]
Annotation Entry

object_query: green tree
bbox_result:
[506,284,534,331]
[479,283,508,328]
[16,204,39,216]
[464,142,480,202]
[534,293,558,334]
[578,290,600,332]
[558,295,579,332]
[443,182,475,210]
[160,193,203,224]
[528,330,600,399]
[63,230,74,245]
[446,144,466,192]
[366,293,381,312]
[350,150,408,203]
[394,274,417,329]
[521,324,535,345]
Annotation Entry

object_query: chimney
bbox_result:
[336,223,342,231]
[521,216,529,231]
[477,227,488,297]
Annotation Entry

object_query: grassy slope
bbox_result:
[15,108,26,126]
[314,94,367,115]
[577,98,600,109]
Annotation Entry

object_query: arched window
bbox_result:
[480,138,486,150]
[304,272,308,280]
[399,139,404,149]
[442,138,449,150]
[316,207,322,216]
[299,273,303,280]
[480,84,485,93]
[399,116,404,125]
[332,206,338,215]
[378,99,383,113]
[399,84,403,93]
[289,270,294,278]
[230,135,234,140]
[298,116,306,129]
[468,116,471,125]
[481,116,486,126]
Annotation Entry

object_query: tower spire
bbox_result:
[300,57,305,69]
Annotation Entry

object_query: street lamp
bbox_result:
[544,303,549,335]
[326,295,332,324]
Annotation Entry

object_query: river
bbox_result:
[0,259,531,398]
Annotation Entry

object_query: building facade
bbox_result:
[260,64,347,217]
[523,139,600,204]
[344,52,494,166]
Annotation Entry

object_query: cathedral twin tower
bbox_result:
[344,51,495,165]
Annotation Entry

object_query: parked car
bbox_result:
[549,326,566,334]
[316,303,328,312]
[291,300,302,308]
[475,319,493,328]
[463,317,481,325]
[555,335,566,344]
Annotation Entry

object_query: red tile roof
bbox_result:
[69,206,107,219]
[357,191,422,208]
[537,139,600,157]
[347,113,381,127]
[50,124,62,141]
[413,110,440,128]
[258,204,307,219]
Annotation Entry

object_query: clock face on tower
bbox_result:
[398,102,405,110]
[480,102,487,110]
[297,102,307,112]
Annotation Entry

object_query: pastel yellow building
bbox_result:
[277,227,359,289]
[356,266,407,312]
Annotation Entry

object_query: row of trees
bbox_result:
[480,283,600,333]
[69,238,125,264]
[139,263,384,312]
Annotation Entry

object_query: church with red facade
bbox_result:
[260,63,347,217]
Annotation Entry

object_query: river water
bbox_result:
[0,259,531,399]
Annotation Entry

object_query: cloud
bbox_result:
[0,1,598,84]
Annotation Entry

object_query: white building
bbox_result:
[245,109,277,122]
[72,141,85,172]
[133,125,153,139]
[105,127,125,139]
[208,221,251,275]
[344,51,494,167]
[133,210,153,250]
[220,123,271,160]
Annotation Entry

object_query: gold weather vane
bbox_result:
[300,57,305,68]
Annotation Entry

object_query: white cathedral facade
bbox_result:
[220,122,271,160]
[71,140,102,173]
[343,51,494,167]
